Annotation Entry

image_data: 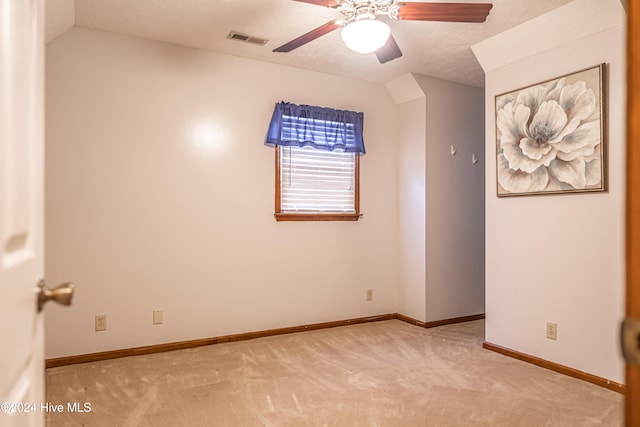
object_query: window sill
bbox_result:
[275,213,362,222]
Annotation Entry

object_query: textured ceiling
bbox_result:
[46,0,579,87]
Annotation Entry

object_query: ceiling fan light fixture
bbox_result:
[341,19,390,54]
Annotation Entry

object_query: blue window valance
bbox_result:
[265,102,366,154]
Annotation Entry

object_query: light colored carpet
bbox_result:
[45,320,623,426]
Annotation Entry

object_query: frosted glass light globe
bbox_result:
[341,20,391,54]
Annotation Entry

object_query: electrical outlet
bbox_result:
[95,314,107,331]
[153,309,163,325]
[546,322,557,340]
[366,289,373,301]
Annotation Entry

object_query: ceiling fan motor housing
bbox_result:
[338,0,400,23]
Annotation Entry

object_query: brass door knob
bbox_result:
[622,317,640,366]
[36,279,74,312]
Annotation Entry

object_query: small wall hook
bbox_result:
[472,153,478,164]
[450,145,457,156]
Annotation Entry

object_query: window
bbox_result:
[276,146,359,220]
[265,102,365,221]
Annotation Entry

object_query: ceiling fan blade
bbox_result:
[396,2,493,23]
[293,0,341,7]
[273,20,342,53]
[376,34,403,64]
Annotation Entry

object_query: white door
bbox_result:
[0,1,45,426]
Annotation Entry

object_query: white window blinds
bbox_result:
[280,146,356,213]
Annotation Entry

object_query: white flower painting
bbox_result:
[495,64,606,196]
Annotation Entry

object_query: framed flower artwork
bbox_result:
[495,64,607,196]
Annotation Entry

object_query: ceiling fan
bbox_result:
[273,0,493,64]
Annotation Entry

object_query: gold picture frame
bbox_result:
[495,63,607,197]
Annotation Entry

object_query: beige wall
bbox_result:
[45,27,399,358]
[473,0,626,383]
[396,96,427,321]
[386,74,485,323]
[415,75,486,322]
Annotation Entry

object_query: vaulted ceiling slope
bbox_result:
[46,0,586,87]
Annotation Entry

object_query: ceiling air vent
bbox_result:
[226,31,268,46]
